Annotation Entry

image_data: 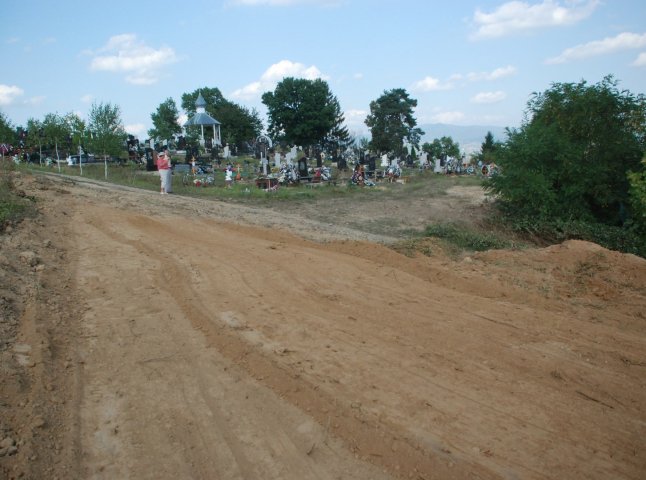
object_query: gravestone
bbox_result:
[367,157,376,173]
[144,148,155,171]
[274,152,282,167]
[337,155,347,171]
[298,158,308,178]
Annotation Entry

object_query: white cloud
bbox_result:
[413,66,516,94]
[6,37,19,44]
[431,111,465,124]
[0,84,24,106]
[546,32,646,64]
[231,60,327,101]
[24,96,46,106]
[632,52,646,67]
[125,123,147,138]
[411,76,453,92]
[353,72,363,80]
[471,91,507,104]
[89,34,178,85]
[81,94,93,103]
[466,65,517,81]
[471,0,600,40]
[344,109,367,126]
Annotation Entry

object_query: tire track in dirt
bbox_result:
[76,208,398,479]
[80,201,646,479]
[7,173,645,480]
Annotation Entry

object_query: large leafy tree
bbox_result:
[42,113,71,162]
[149,98,182,142]
[488,76,646,226]
[422,136,460,160]
[65,113,88,154]
[87,102,126,161]
[261,77,338,149]
[181,87,262,151]
[365,88,424,156]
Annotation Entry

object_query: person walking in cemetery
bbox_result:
[156,148,172,194]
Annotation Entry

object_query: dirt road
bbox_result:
[1,172,645,479]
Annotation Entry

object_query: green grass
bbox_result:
[421,223,519,253]
[21,160,524,256]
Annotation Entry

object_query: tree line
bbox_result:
[1,75,645,255]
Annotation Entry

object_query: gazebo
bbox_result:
[183,92,221,149]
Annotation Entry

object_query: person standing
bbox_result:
[156,148,172,194]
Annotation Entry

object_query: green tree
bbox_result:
[321,94,353,155]
[42,113,71,163]
[488,76,646,226]
[214,102,262,151]
[262,77,338,149]
[365,88,424,156]
[24,118,45,164]
[628,157,646,233]
[422,136,460,160]
[182,87,262,151]
[0,111,16,146]
[88,102,126,163]
[149,98,182,143]
[480,131,498,162]
[65,113,88,154]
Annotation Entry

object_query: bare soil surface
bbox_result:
[1,171,645,480]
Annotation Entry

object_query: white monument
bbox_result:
[274,152,282,167]
[261,156,268,176]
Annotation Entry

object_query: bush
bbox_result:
[488,76,646,226]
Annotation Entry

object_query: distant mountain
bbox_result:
[418,123,509,154]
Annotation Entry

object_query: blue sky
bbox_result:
[1,0,645,141]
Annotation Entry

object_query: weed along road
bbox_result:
[2,172,646,480]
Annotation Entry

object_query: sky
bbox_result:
[1,0,645,141]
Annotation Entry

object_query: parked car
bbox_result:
[66,154,95,165]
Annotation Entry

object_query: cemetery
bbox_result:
[2,77,643,480]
